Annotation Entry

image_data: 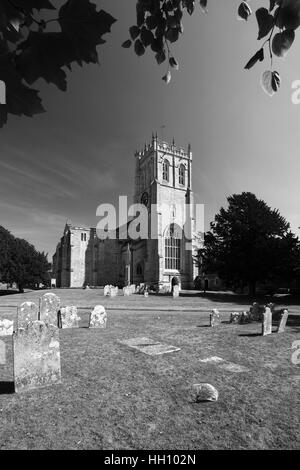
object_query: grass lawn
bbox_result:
[0,289,299,450]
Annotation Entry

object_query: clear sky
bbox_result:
[1,0,300,258]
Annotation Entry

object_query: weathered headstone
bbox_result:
[0,319,14,336]
[0,340,5,365]
[230,312,240,324]
[58,306,81,329]
[173,285,179,298]
[89,305,107,329]
[123,286,131,296]
[104,285,110,296]
[144,291,149,298]
[39,293,60,326]
[110,286,118,297]
[18,301,38,329]
[13,321,61,393]
[262,306,272,336]
[193,383,219,402]
[210,308,221,327]
[250,302,261,322]
[277,309,289,334]
[129,284,136,294]
[239,311,251,324]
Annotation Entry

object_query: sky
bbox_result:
[1,0,300,258]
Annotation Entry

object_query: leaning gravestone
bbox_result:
[173,285,179,298]
[0,319,14,336]
[277,309,289,334]
[18,301,39,330]
[58,306,81,329]
[210,308,221,327]
[89,305,107,329]
[262,306,272,336]
[39,293,60,326]
[14,305,61,393]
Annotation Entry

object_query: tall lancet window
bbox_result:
[162,159,170,182]
[165,223,182,270]
[179,164,185,185]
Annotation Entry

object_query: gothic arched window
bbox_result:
[179,164,185,185]
[162,159,170,182]
[165,223,182,270]
[136,263,143,276]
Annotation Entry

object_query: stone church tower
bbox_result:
[133,134,198,290]
[52,135,199,290]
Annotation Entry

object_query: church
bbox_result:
[52,135,200,291]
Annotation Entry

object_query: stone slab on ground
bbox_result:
[119,337,181,356]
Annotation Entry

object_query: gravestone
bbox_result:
[210,308,221,327]
[144,291,149,298]
[173,285,179,298]
[230,312,240,324]
[129,284,136,294]
[250,302,261,322]
[18,301,38,329]
[239,311,251,324]
[123,286,131,296]
[0,340,5,365]
[89,305,107,328]
[262,306,272,336]
[0,319,14,336]
[58,306,81,329]
[110,286,118,297]
[13,320,61,393]
[193,383,219,402]
[39,293,60,326]
[277,309,289,334]
[120,337,180,355]
[104,285,110,296]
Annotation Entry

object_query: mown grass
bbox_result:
[0,296,299,450]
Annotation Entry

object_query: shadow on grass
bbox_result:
[0,381,14,394]
[195,292,300,307]
[238,333,262,337]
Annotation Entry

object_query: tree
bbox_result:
[0,225,50,292]
[0,0,299,128]
[200,192,300,295]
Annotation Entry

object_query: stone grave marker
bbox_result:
[144,291,149,298]
[210,308,221,327]
[89,305,107,329]
[277,309,289,334]
[250,302,261,321]
[123,286,130,296]
[58,306,81,329]
[39,293,60,326]
[262,306,272,336]
[239,311,251,324]
[230,312,240,324]
[104,285,110,296]
[0,340,5,365]
[13,321,61,393]
[0,319,14,336]
[119,337,180,356]
[173,285,179,298]
[18,301,38,330]
[109,286,118,298]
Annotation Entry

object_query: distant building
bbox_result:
[52,135,200,291]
